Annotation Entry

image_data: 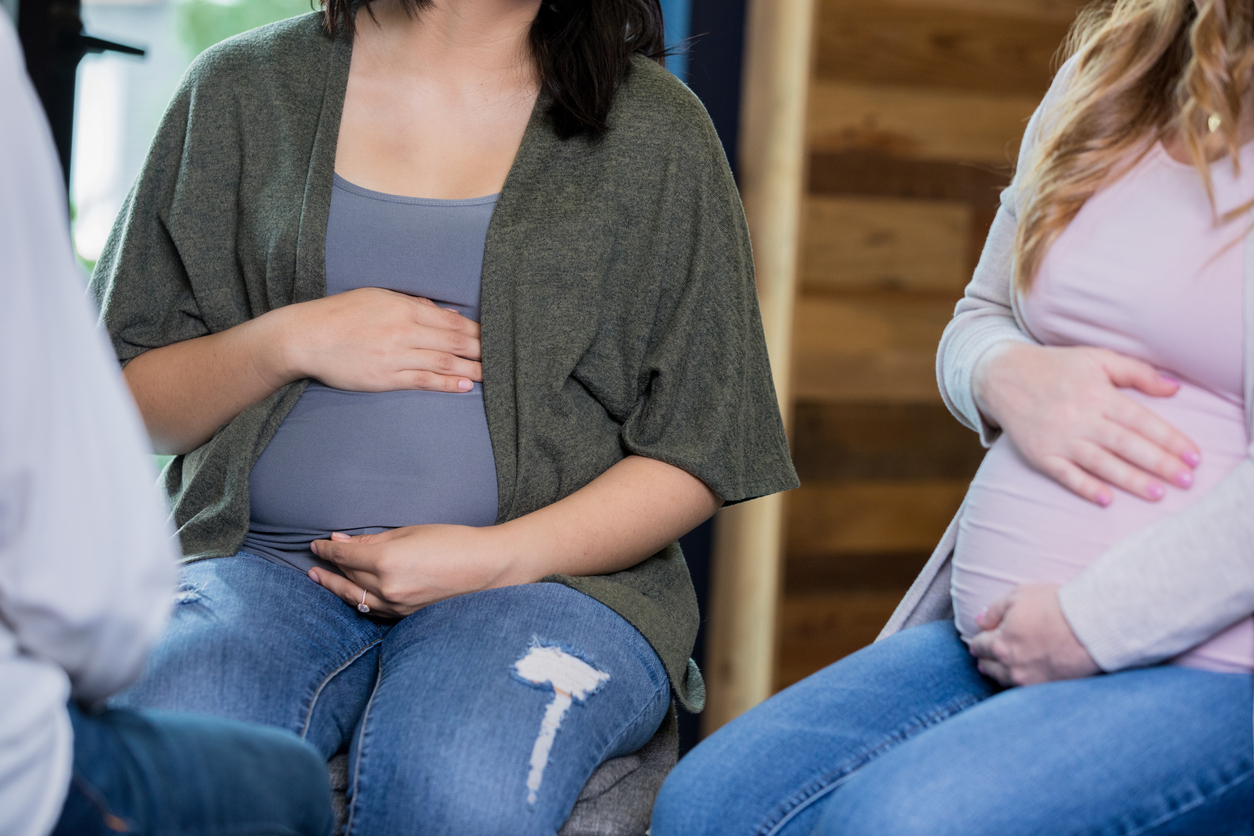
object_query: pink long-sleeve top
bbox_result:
[951,140,1254,674]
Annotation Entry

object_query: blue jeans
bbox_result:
[114,553,670,836]
[652,620,1254,836]
[53,702,332,835]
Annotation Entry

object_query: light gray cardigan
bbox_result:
[881,59,1254,673]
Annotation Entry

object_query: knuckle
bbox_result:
[1073,445,1099,470]
[1040,457,1070,481]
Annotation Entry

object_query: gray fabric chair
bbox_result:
[327,705,679,836]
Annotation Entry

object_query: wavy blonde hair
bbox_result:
[1014,0,1254,292]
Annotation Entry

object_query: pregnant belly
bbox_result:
[951,383,1254,673]
[248,383,499,535]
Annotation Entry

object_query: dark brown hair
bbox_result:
[322,0,668,139]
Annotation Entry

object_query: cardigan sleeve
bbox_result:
[90,84,203,364]
[1058,455,1254,671]
[936,58,1078,446]
[89,46,247,365]
[617,106,798,504]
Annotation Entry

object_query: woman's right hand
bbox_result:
[124,288,482,455]
[278,288,482,393]
[972,343,1200,505]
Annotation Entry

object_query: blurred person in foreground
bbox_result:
[0,15,334,836]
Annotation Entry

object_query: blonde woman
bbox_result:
[653,1,1254,833]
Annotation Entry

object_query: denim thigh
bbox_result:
[651,620,996,836]
[112,553,385,758]
[54,702,333,836]
[817,663,1254,836]
[345,582,671,836]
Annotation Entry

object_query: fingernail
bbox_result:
[310,541,320,555]
[331,532,349,541]
[1147,483,1166,499]
[1096,491,1112,507]
[1183,451,1201,467]
[1175,470,1194,488]
[458,379,473,391]
[975,607,988,627]
[1160,374,1181,386]
[308,569,318,582]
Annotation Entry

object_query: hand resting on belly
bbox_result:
[964,344,1249,687]
[968,585,1100,687]
[124,286,483,454]
[972,342,1200,506]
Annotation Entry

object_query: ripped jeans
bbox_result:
[112,553,671,836]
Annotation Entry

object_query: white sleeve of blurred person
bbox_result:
[0,13,178,836]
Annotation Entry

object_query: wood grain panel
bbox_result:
[809,151,1011,203]
[775,590,903,689]
[791,401,985,481]
[808,81,1038,164]
[816,1,1071,96]
[787,480,968,557]
[792,292,955,402]
[808,152,1011,271]
[804,196,972,293]
[871,0,1083,24]
[784,550,933,593]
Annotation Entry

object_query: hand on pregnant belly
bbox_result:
[973,343,1200,505]
[281,287,482,394]
[968,584,1099,686]
[309,525,508,617]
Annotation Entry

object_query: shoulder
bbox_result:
[600,57,726,165]
[1020,55,1081,159]
[179,12,336,102]
[1005,53,1081,203]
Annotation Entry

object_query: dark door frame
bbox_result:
[17,0,142,191]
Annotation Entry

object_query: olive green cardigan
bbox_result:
[90,13,798,712]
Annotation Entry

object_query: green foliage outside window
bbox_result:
[174,0,315,58]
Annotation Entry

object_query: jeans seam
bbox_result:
[299,639,383,741]
[1126,767,1254,836]
[756,692,987,836]
[343,657,385,836]
[68,768,134,833]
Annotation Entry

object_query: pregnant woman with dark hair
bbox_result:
[654,1,1254,834]
[93,1,797,833]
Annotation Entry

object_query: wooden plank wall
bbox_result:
[776,0,1084,690]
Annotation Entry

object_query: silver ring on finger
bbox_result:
[357,588,371,614]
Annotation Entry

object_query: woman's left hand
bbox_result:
[968,584,1101,686]
[308,525,512,618]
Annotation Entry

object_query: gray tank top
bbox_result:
[242,175,500,572]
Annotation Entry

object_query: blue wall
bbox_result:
[659,0,691,80]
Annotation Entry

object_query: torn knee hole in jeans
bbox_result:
[512,639,611,805]
[173,581,205,605]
